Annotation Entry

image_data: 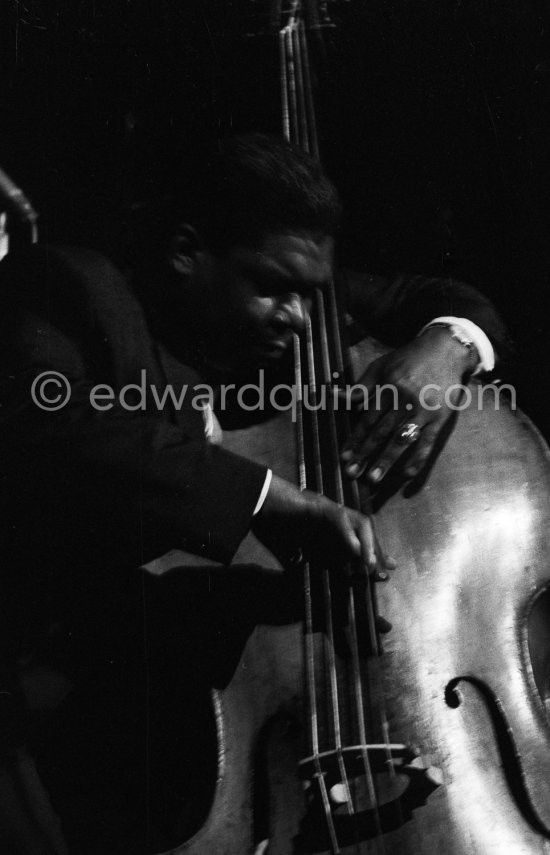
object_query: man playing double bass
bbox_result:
[0,134,508,852]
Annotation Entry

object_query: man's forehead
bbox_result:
[230,231,335,280]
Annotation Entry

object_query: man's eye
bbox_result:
[258,283,277,296]
[255,281,287,298]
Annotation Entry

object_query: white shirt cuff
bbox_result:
[253,469,273,516]
[419,316,495,375]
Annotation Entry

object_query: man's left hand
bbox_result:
[340,326,479,484]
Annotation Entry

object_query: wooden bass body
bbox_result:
[166,342,550,855]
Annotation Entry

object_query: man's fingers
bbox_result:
[377,547,397,573]
[340,394,382,463]
[368,422,440,483]
[401,424,440,479]
[340,364,396,461]
[343,408,413,479]
[352,514,377,571]
[344,415,442,484]
[364,419,441,483]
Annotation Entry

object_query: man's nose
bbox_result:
[272,292,308,334]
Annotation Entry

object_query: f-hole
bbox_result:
[527,584,550,719]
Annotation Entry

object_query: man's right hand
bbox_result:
[250,473,379,572]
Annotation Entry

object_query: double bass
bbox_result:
[164,3,550,853]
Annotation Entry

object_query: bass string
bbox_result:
[310,3,400,795]
[327,279,411,852]
[284,0,364,762]
[328,276,403,805]
[315,288,378,775]
[291,330,339,845]
[296,221,392,853]
[292,22,310,151]
[280,4,413,847]
[282,11,348,848]
[283,22,300,149]
[315,285,385,843]
[281,5,391,849]
[293,332,345,854]
[304,310,355,817]
[298,16,319,160]
[279,29,291,143]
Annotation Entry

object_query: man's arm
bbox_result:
[0,246,267,566]
[339,269,512,483]
[0,246,382,576]
[343,269,511,358]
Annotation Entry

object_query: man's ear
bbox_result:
[167,224,205,276]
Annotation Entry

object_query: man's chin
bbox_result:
[255,352,286,368]
[229,345,292,378]
[253,340,292,363]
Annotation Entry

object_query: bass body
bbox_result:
[165,340,550,855]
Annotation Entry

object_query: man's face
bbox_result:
[193,230,335,373]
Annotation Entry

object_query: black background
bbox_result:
[2,0,550,433]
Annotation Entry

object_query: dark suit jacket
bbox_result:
[0,244,508,662]
[0,246,269,662]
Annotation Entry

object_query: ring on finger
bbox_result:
[396,422,421,445]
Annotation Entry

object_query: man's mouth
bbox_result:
[253,339,292,362]
[264,338,289,353]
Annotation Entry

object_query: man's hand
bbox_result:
[340,326,479,484]
[251,473,380,572]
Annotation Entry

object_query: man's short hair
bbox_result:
[125,134,341,273]
[186,133,342,251]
